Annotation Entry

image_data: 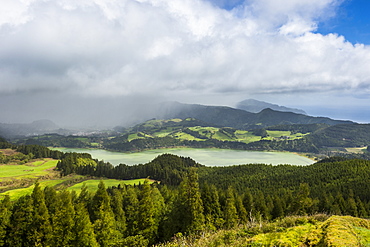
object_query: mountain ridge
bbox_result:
[0,119,59,138]
[155,101,354,130]
[236,98,307,114]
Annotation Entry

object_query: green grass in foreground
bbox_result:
[0,159,58,180]
[67,178,152,194]
[156,215,370,247]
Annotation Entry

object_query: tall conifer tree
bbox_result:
[92,181,120,246]
[175,168,205,234]
[73,203,98,247]
[7,195,34,247]
[51,190,75,246]
[30,182,52,246]
[224,187,238,229]
[110,188,126,238]
[137,180,156,244]
[0,195,11,246]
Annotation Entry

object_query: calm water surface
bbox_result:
[52,147,314,166]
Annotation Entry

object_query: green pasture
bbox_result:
[152,127,175,137]
[0,159,58,180]
[0,179,67,200]
[68,178,151,194]
[189,126,218,138]
[140,118,182,129]
[127,133,148,141]
[125,124,308,144]
[0,178,152,200]
[265,130,307,140]
[234,130,261,143]
[346,147,367,153]
[173,132,205,141]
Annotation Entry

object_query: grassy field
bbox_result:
[124,121,309,145]
[0,177,152,200]
[173,132,205,141]
[265,130,308,140]
[0,159,58,181]
[67,178,152,194]
[234,130,261,143]
[346,147,367,153]
[0,179,67,200]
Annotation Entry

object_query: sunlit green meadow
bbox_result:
[0,179,66,200]
[67,178,152,194]
[0,159,58,180]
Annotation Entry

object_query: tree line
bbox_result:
[2,167,369,247]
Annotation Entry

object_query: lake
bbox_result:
[51,147,315,166]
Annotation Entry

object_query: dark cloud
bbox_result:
[1,0,370,126]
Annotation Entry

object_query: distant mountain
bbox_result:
[0,119,59,138]
[154,102,353,130]
[236,99,307,114]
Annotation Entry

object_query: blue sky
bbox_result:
[209,0,370,44]
[316,0,370,44]
[1,0,370,126]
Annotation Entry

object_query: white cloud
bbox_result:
[0,0,369,100]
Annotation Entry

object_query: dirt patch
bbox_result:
[0,149,19,156]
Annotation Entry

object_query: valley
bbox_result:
[2,102,370,246]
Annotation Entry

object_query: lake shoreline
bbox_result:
[50,147,315,167]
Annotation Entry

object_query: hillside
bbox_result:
[157,215,370,246]
[0,119,60,138]
[236,98,307,114]
[12,118,370,158]
[155,101,353,130]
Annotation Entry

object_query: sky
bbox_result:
[1,0,370,127]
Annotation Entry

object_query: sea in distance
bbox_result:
[52,147,314,167]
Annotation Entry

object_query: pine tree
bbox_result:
[91,181,120,246]
[0,195,11,246]
[224,187,238,229]
[137,180,156,244]
[90,181,111,222]
[30,182,52,246]
[346,190,358,217]
[150,184,166,240]
[202,183,223,230]
[243,188,254,218]
[51,190,75,246]
[7,195,34,247]
[291,183,313,215]
[175,168,205,234]
[271,196,284,219]
[234,191,248,224]
[123,186,139,236]
[76,183,91,207]
[356,197,368,218]
[254,190,269,220]
[73,203,99,247]
[94,203,119,247]
[110,188,126,239]
[44,186,58,215]
[335,192,346,215]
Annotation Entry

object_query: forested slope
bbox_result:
[2,139,370,246]
[14,119,370,158]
